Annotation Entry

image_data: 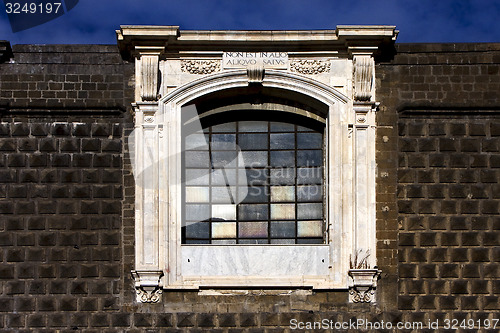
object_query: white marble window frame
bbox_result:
[132,69,377,290]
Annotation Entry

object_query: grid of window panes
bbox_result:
[182,120,324,244]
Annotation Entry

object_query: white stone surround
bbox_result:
[117,25,398,301]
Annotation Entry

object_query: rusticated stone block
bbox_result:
[451,248,469,262]
[398,296,416,310]
[176,313,195,327]
[11,123,29,136]
[451,280,469,294]
[419,264,437,278]
[133,313,152,327]
[156,313,173,327]
[239,313,257,327]
[51,123,71,136]
[463,264,481,278]
[399,264,417,278]
[439,296,457,310]
[90,313,109,327]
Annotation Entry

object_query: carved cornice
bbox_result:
[181,59,221,74]
[290,60,330,75]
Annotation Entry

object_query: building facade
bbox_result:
[0,26,499,331]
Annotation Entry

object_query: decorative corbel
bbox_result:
[247,65,265,84]
[348,269,381,303]
[353,55,374,102]
[131,270,164,303]
[135,46,164,102]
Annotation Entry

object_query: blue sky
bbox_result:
[1,0,499,45]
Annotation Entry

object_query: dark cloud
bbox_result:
[1,0,499,44]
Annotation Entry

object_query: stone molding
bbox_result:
[290,59,331,74]
[181,59,221,74]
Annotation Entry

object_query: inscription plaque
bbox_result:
[223,52,288,69]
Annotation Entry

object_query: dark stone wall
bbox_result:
[0,42,499,331]
[0,45,134,332]
[377,43,500,325]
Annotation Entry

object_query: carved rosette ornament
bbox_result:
[181,59,221,74]
[290,59,331,74]
[348,269,381,304]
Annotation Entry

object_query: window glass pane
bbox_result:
[186,187,210,203]
[212,239,237,244]
[238,133,268,150]
[297,167,322,184]
[185,204,210,221]
[270,203,296,220]
[270,122,294,132]
[185,240,211,244]
[186,169,210,186]
[270,186,295,202]
[212,204,237,220]
[297,132,322,149]
[297,203,323,220]
[297,185,322,202]
[238,222,268,238]
[239,204,269,221]
[185,133,208,150]
[211,168,237,186]
[240,167,267,186]
[212,122,236,132]
[239,121,268,132]
[210,187,233,203]
[239,239,269,244]
[270,133,295,149]
[241,186,268,203]
[270,221,296,238]
[297,125,313,132]
[212,222,237,238]
[270,168,295,185]
[211,134,236,150]
[271,239,295,244]
[185,151,210,168]
[211,151,238,168]
[297,220,323,237]
[270,151,295,167]
[184,221,210,239]
[297,150,322,167]
[241,151,268,167]
[297,238,323,244]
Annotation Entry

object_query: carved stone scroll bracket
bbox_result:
[135,46,164,102]
[348,269,381,304]
[132,270,164,303]
[247,65,265,84]
[353,55,374,102]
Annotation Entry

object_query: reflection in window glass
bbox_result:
[183,119,324,244]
